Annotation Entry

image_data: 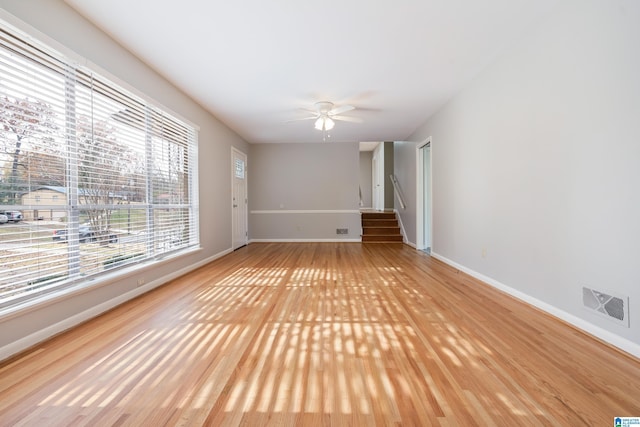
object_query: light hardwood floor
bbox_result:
[1,243,639,426]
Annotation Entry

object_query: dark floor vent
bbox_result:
[582,286,629,327]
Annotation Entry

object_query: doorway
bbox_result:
[231,147,248,250]
[416,138,432,252]
[372,143,384,211]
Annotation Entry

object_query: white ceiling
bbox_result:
[64,0,559,144]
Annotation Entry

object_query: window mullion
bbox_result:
[190,133,199,246]
[145,107,154,256]
[65,64,80,278]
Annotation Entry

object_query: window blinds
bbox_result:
[0,22,199,310]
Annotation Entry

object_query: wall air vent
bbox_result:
[582,286,629,327]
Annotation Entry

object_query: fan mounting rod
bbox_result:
[315,101,334,115]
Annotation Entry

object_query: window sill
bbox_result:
[0,246,202,323]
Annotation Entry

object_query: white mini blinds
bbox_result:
[0,20,199,311]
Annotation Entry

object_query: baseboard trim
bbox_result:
[250,239,362,243]
[0,247,233,362]
[250,210,360,215]
[430,252,640,359]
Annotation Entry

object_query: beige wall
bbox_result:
[249,142,361,241]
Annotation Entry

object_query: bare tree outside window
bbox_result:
[75,115,144,244]
[0,94,59,204]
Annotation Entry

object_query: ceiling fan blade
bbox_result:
[332,115,362,123]
[285,116,318,123]
[329,105,355,116]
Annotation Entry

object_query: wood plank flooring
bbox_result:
[1,243,639,426]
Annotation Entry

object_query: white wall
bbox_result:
[249,142,361,241]
[400,0,640,355]
[0,0,249,359]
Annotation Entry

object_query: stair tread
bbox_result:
[362,236,404,242]
[361,214,396,219]
[363,228,401,235]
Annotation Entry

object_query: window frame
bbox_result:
[0,15,200,315]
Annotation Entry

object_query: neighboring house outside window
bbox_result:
[20,187,67,221]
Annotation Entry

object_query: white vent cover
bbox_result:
[582,286,629,327]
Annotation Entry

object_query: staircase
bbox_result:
[361,211,403,243]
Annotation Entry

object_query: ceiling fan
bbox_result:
[291,101,362,132]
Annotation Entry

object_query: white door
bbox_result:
[416,138,432,252]
[232,148,248,250]
[372,143,384,211]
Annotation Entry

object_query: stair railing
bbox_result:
[389,174,406,210]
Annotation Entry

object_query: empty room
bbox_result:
[0,0,639,426]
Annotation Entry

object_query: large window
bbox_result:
[0,21,199,311]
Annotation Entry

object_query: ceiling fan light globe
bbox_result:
[314,117,324,130]
[324,117,335,130]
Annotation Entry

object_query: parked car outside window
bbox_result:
[52,225,118,244]
[0,214,8,224]
[0,210,22,222]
